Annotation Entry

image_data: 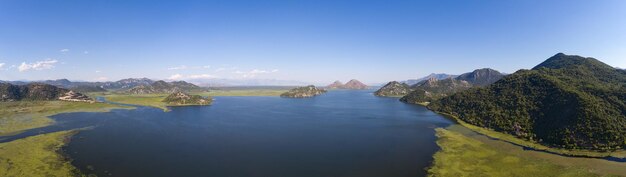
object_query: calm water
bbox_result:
[26,90,456,176]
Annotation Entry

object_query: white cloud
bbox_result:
[95,70,101,73]
[167,74,217,80]
[167,65,213,70]
[215,67,237,72]
[0,63,5,70]
[60,49,69,53]
[168,74,184,80]
[167,65,188,70]
[188,74,216,79]
[18,59,59,72]
[234,69,279,78]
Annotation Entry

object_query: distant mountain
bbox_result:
[429,53,626,150]
[1,78,158,91]
[374,81,411,97]
[0,78,74,87]
[0,77,312,89]
[403,73,456,85]
[0,83,92,102]
[455,68,505,86]
[39,79,73,88]
[162,91,211,106]
[325,79,368,89]
[0,80,29,85]
[400,78,472,103]
[190,78,309,87]
[126,80,200,94]
[343,79,368,89]
[397,68,504,100]
[280,85,327,98]
[101,78,154,89]
[327,81,344,89]
[69,85,107,93]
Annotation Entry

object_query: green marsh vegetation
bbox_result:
[103,94,170,111]
[0,101,131,136]
[0,130,81,177]
[429,127,625,177]
[440,113,626,158]
[99,88,289,111]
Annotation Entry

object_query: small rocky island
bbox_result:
[280,85,327,98]
[374,81,411,97]
[162,91,212,106]
[58,90,95,103]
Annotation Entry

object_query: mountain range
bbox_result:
[0,83,92,102]
[376,68,505,101]
[0,78,155,91]
[428,53,626,150]
[400,68,505,103]
[402,73,457,85]
[126,80,201,94]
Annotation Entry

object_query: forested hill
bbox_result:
[429,53,626,150]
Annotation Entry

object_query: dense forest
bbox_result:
[429,53,626,150]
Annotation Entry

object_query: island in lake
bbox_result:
[280,85,327,98]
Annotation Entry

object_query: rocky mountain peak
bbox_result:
[374,81,411,97]
[455,68,505,86]
[343,79,368,89]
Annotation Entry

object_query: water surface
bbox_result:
[41,90,456,176]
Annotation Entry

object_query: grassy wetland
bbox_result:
[0,130,80,177]
[437,113,626,158]
[0,101,132,176]
[102,94,171,111]
[428,124,626,177]
[95,88,289,111]
[0,101,131,136]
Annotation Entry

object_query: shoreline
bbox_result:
[403,101,626,159]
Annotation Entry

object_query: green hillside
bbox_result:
[429,53,626,150]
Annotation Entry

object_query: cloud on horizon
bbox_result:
[168,65,212,70]
[167,65,188,70]
[18,59,59,72]
[167,73,217,80]
[234,69,279,78]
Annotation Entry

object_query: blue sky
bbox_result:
[1,0,625,84]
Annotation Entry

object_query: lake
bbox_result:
[27,90,456,176]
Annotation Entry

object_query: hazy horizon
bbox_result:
[1,0,625,84]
